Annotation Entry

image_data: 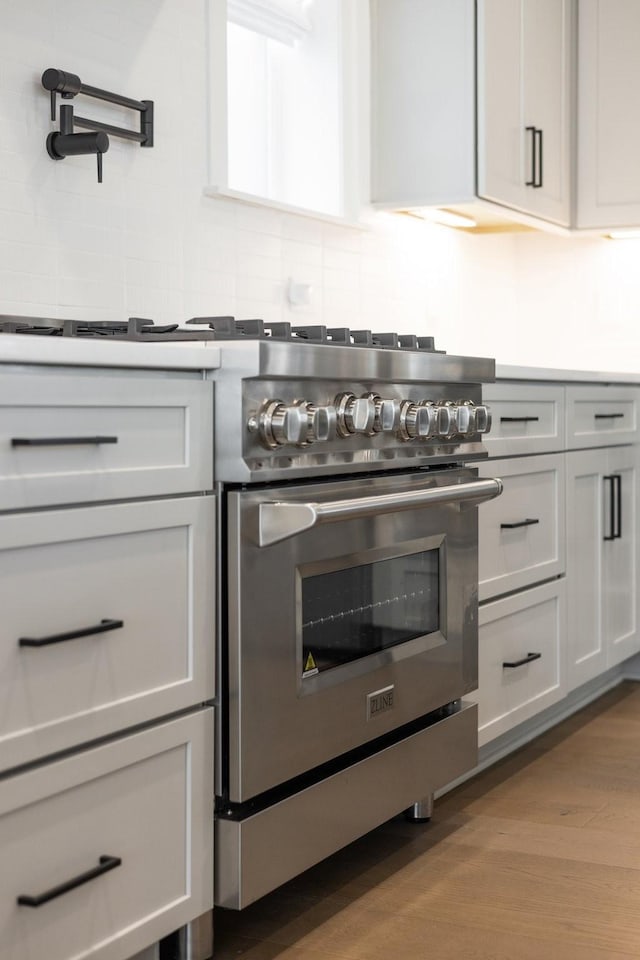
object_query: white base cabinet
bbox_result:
[478,580,566,747]
[476,378,639,748]
[0,361,216,960]
[1,711,213,960]
[566,445,639,689]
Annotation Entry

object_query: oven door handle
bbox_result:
[257,477,503,546]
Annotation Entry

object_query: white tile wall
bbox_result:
[0,0,638,373]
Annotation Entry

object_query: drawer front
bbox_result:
[476,580,566,747]
[0,710,213,960]
[0,497,214,773]
[566,385,639,448]
[483,383,565,457]
[0,370,213,509]
[478,454,565,601]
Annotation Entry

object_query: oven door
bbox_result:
[223,467,502,803]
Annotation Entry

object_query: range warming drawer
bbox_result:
[215,699,477,909]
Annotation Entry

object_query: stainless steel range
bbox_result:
[202,318,503,910]
[1,314,503,912]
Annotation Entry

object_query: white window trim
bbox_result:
[205,0,371,227]
[227,0,311,46]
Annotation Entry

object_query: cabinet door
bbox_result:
[577,0,640,228]
[477,0,523,210]
[478,0,571,225]
[566,449,607,689]
[604,446,639,666]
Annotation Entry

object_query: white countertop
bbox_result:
[496,363,640,384]
[0,334,221,370]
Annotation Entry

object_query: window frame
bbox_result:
[205,0,370,225]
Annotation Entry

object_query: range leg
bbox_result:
[405,794,434,822]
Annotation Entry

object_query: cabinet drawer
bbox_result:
[0,710,213,960]
[478,454,565,601]
[483,383,565,456]
[0,497,214,773]
[0,370,213,509]
[476,580,566,747]
[566,385,639,448]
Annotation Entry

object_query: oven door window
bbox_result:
[301,549,439,678]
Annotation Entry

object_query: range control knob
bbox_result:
[366,394,403,433]
[474,404,492,434]
[436,402,459,438]
[454,402,473,436]
[250,399,310,448]
[335,393,377,437]
[307,403,336,442]
[398,400,439,441]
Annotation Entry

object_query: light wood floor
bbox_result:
[214,681,640,959]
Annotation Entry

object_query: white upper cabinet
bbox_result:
[370,0,640,232]
[477,0,572,226]
[370,0,476,209]
[576,0,640,228]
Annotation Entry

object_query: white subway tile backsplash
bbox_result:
[0,241,57,277]
[322,265,360,294]
[237,252,282,282]
[236,230,282,260]
[282,239,322,267]
[1,270,57,304]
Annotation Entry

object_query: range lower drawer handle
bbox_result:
[500,518,540,530]
[502,652,542,669]
[499,416,539,423]
[594,413,624,420]
[19,618,124,647]
[17,855,122,907]
[11,435,118,447]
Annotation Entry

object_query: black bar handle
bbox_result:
[19,618,124,648]
[614,474,622,540]
[503,652,542,669]
[500,518,540,530]
[17,855,122,907]
[594,413,625,420]
[603,475,616,541]
[11,436,118,447]
[500,416,540,423]
[525,125,536,186]
[535,128,543,187]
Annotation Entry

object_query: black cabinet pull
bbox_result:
[535,128,543,187]
[525,125,536,186]
[19,618,124,648]
[503,652,542,669]
[17,855,122,907]
[11,435,118,447]
[500,518,540,530]
[499,416,540,423]
[525,127,543,188]
[594,413,625,420]
[615,474,622,539]
[603,475,618,541]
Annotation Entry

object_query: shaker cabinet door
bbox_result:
[577,0,640,228]
[603,446,639,668]
[566,446,640,690]
[478,0,571,226]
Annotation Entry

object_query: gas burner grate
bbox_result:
[0,315,217,341]
[186,317,443,351]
